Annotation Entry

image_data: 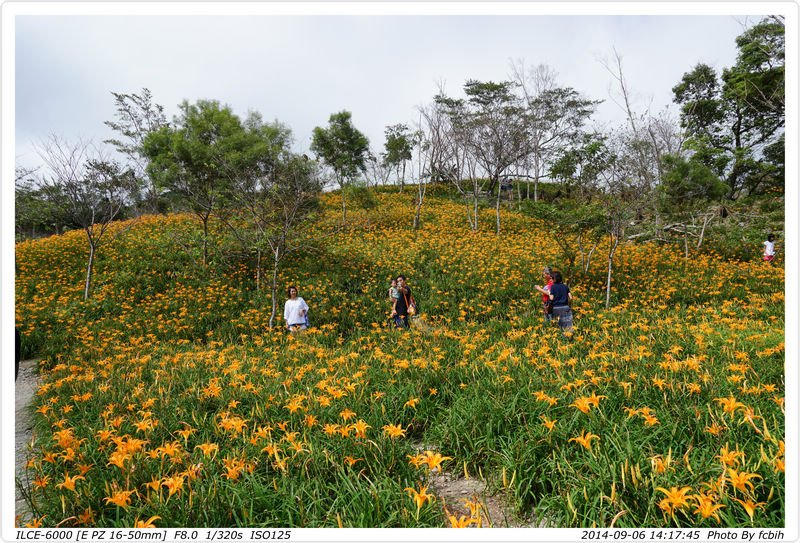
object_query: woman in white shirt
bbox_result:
[284,286,309,332]
[763,234,776,262]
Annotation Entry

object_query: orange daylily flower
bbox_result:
[104,489,136,509]
[134,516,161,528]
[569,431,600,451]
[404,484,435,511]
[656,486,692,515]
[727,468,761,493]
[382,424,406,439]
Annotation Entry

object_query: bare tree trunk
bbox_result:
[495,179,502,234]
[585,243,598,274]
[578,232,600,274]
[256,248,262,291]
[413,129,426,231]
[697,213,712,249]
[84,237,96,301]
[473,191,479,232]
[341,187,347,226]
[605,232,619,310]
[468,160,480,232]
[202,214,209,267]
[268,246,280,329]
[684,230,689,260]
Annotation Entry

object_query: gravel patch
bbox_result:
[15,359,40,524]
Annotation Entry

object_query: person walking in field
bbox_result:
[391,275,415,329]
[534,266,554,323]
[284,285,309,333]
[763,233,776,263]
[548,270,573,334]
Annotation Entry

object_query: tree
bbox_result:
[421,95,481,230]
[510,61,599,201]
[205,112,323,327]
[15,166,70,238]
[525,200,606,281]
[216,113,293,286]
[457,80,529,233]
[600,49,671,198]
[366,150,392,187]
[673,17,784,197]
[310,111,370,225]
[409,124,426,231]
[104,88,167,213]
[550,133,615,199]
[264,156,322,327]
[224,151,322,328]
[383,123,414,191]
[658,154,728,254]
[143,100,247,266]
[36,137,136,300]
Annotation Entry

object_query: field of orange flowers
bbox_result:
[15,192,784,528]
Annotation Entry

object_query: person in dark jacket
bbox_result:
[548,271,573,333]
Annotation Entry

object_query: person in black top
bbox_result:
[391,275,413,329]
[548,271,573,333]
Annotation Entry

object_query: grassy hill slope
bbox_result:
[15,192,784,528]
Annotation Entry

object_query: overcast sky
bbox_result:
[14,12,761,170]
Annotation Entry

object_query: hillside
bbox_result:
[15,193,785,528]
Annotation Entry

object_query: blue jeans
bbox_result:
[393,314,409,328]
[552,306,573,330]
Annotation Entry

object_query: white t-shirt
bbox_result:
[284,297,309,326]
[764,240,775,257]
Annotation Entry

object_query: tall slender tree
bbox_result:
[383,123,414,191]
[104,88,167,213]
[310,111,370,225]
[36,137,136,300]
[143,100,246,266]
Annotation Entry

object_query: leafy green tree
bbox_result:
[658,154,728,254]
[383,123,414,191]
[104,88,168,213]
[462,80,528,192]
[525,200,606,281]
[659,154,729,204]
[217,114,313,292]
[310,111,370,225]
[550,134,615,200]
[143,100,247,265]
[15,166,70,238]
[673,17,784,197]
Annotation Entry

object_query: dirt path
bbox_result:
[412,441,541,528]
[15,359,40,523]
